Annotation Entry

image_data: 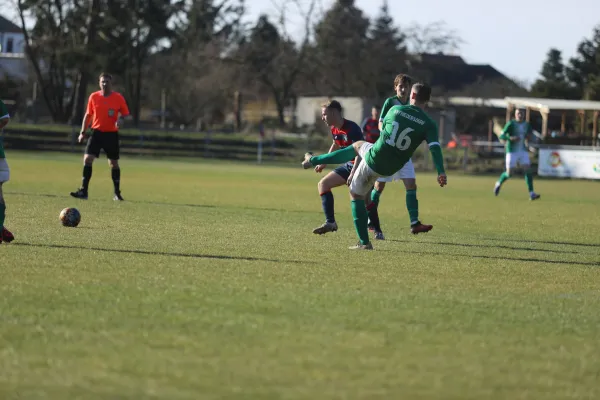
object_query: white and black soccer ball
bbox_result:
[60,207,81,227]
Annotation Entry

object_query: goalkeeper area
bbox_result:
[2,151,600,399]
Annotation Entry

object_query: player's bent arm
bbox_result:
[329,141,340,153]
[499,121,512,141]
[428,142,446,175]
[0,116,9,130]
[429,143,447,187]
[525,126,535,147]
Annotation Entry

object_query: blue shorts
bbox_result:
[333,162,353,180]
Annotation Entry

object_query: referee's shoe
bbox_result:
[70,188,88,200]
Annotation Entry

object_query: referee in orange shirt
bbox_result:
[70,73,130,201]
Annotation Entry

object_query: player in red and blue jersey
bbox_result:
[361,105,381,143]
[311,100,364,235]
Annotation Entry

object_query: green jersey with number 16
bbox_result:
[365,105,440,176]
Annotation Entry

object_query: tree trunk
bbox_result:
[72,0,100,126]
[233,91,242,132]
[134,56,142,127]
[273,92,286,127]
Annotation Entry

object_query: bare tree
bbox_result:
[143,0,245,128]
[15,0,85,122]
[72,0,100,126]
[405,20,464,54]
[240,0,317,126]
[146,43,235,127]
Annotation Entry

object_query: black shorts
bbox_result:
[85,130,120,160]
[333,162,353,180]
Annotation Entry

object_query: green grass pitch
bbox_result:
[1,151,600,399]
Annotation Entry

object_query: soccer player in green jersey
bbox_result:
[367,74,433,239]
[494,108,541,200]
[0,99,15,244]
[301,83,447,250]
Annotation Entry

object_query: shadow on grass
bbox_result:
[386,242,599,267]
[389,239,578,254]
[7,191,63,198]
[12,242,308,264]
[475,236,600,249]
[7,191,314,214]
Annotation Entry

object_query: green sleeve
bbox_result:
[499,121,512,141]
[425,121,440,146]
[426,121,445,174]
[429,144,445,174]
[379,98,391,122]
[0,100,9,119]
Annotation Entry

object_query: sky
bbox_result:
[3,0,598,86]
[247,0,600,86]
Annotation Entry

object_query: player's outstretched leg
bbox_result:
[301,145,358,169]
[494,171,510,196]
[301,152,313,169]
[525,167,540,200]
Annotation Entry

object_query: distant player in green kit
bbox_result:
[494,108,541,200]
[367,74,433,240]
[301,83,447,250]
[0,99,15,244]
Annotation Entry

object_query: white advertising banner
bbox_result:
[538,148,600,179]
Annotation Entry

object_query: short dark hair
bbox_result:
[372,105,381,110]
[322,100,342,113]
[412,83,431,103]
[394,74,412,89]
[99,72,112,80]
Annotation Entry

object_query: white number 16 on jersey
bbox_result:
[385,121,413,150]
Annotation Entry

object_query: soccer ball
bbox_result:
[60,207,81,227]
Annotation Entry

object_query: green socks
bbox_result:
[0,202,5,229]
[525,171,534,192]
[370,188,382,205]
[497,171,534,193]
[497,171,509,185]
[351,199,370,245]
[406,189,419,225]
[311,145,356,166]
